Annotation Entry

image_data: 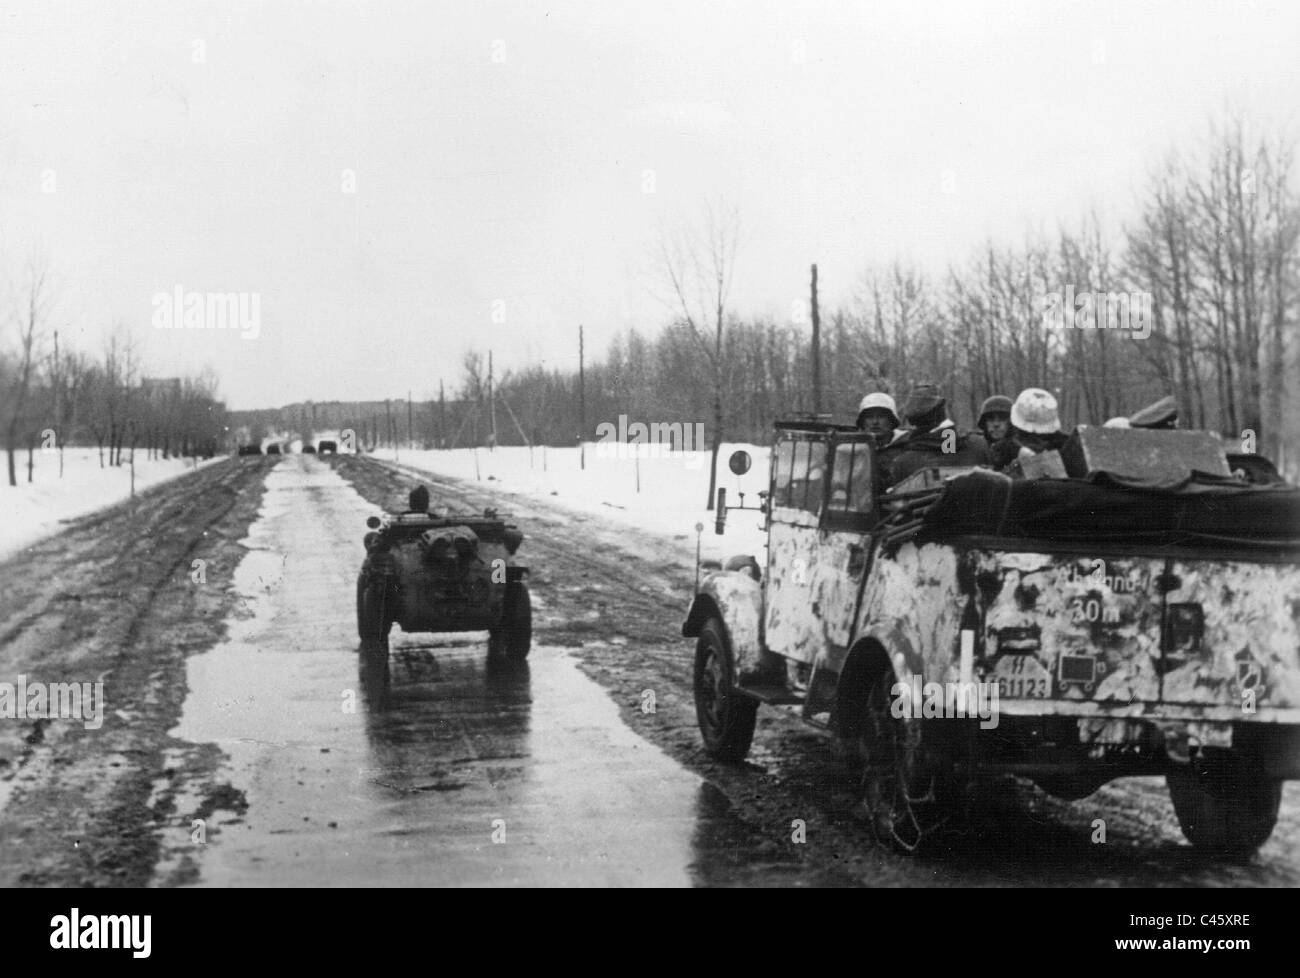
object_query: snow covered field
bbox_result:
[372,442,772,567]
[0,448,224,562]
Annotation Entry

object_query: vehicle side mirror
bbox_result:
[728,450,752,476]
[715,487,727,535]
[366,516,381,529]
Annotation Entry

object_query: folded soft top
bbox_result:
[913,469,1300,551]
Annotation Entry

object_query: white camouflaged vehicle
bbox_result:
[684,419,1300,853]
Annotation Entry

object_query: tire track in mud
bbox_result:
[0,457,275,886]
[329,454,1300,887]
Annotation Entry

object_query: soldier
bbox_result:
[977,395,1013,453]
[994,388,1069,474]
[885,382,990,487]
[855,392,902,449]
[1128,395,1178,430]
[406,484,431,514]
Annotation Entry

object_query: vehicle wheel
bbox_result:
[1166,758,1281,856]
[357,578,392,660]
[489,582,532,660]
[693,617,758,762]
[844,671,953,852]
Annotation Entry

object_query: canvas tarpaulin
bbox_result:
[919,469,1300,551]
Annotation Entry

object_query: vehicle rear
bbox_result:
[972,548,1300,727]
[902,461,1300,853]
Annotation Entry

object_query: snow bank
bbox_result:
[0,448,224,562]
[372,443,772,567]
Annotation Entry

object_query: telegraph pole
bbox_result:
[53,329,63,477]
[488,350,497,450]
[810,263,822,415]
[578,325,586,470]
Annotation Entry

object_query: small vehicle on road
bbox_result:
[356,497,531,662]
[685,418,1300,854]
[318,440,338,454]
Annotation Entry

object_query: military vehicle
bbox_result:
[356,499,530,662]
[685,418,1300,854]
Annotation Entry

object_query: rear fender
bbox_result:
[807,623,925,721]
[856,620,925,681]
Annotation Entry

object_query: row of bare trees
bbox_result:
[444,116,1298,482]
[1,260,228,487]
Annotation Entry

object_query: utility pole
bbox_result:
[810,263,822,415]
[384,399,392,452]
[439,380,446,449]
[488,350,497,450]
[578,325,586,470]
[53,329,63,478]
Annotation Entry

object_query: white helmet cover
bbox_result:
[1010,388,1061,434]
[857,392,899,425]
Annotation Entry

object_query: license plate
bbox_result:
[992,654,1052,699]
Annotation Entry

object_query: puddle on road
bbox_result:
[163,457,755,886]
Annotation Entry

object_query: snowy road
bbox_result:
[0,453,1297,886]
[160,458,727,886]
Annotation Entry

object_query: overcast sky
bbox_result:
[2,0,1297,409]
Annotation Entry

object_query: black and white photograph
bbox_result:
[1,0,1298,922]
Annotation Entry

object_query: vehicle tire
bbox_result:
[842,670,953,852]
[357,577,392,660]
[489,581,532,660]
[1166,758,1281,856]
[693,617,758,762]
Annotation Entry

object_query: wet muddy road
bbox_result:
[1,453,1297,886]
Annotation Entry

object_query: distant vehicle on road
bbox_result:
[266,443,282,455]
[318,440,338,454]
[237,444,263,456]
[356,498,530,662]
[303,444,317,454]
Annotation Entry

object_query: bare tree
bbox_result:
[3,258,51,487]
[654,199,741,508]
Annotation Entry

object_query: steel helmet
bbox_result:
[1010,388,1061,434]
[977,395,1013,426]
[857,392,899,427]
